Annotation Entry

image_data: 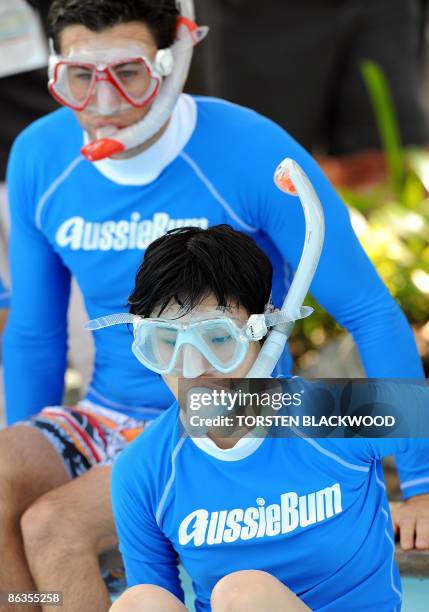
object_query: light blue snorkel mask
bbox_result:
[85,158,325,378]
[85,306,313,377]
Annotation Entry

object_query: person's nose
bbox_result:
[182,344,212,378]
[92,78,123,115]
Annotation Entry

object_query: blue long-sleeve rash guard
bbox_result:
[112,386,429,612]
[3,96,424,436]
[0,275,10,309]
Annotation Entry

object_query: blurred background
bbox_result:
[0,1,428,607]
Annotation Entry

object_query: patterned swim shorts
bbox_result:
[19,401,148,479]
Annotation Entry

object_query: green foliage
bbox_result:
[360,60,404,196]
[292,61,429,357]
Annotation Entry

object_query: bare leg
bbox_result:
[211,570,311,612]
[110,585,187,612]
[22,466,116,612]
[0,426,69,612]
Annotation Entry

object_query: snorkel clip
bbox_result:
[246,314,268,341]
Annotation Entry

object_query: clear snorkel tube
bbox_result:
[246,158,325,378]
[80,0,208,162]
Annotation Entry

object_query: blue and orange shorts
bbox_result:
[19,402,148,479]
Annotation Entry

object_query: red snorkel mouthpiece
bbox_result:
[81,138,125,162]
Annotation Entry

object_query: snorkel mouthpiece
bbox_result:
[82,138,125,161]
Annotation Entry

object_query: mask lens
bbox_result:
[67,64,95,104]
[132,321,179,372]
[52,63,95,109]
[153,324,179,367]
[198,320,245,370]
[109,60,154,103]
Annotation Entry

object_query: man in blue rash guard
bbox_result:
[110,225,429,612]
[1,0,428,608]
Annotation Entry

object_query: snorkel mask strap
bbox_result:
[80,0,208,162]
[47,38,57,81]
[85,313,137,330]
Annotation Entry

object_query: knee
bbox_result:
[211,570,281,611]
[21,497,58,555]
[110,585,185,612]
[21,496,82,559]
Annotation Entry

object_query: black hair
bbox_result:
[129,225,273,318]
[48,0,179,52]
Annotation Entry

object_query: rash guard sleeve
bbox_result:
[353,438,429,500]
[111,444,184,601]
[2,134,71,423]
[358,383,429,499]
[300,377,429,500]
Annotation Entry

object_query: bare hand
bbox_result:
[391,494,429,551]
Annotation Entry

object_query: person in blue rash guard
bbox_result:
[0,0,428,608]
[109,226,429,612]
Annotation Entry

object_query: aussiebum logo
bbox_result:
[55,212,209,251]
[178,483,342,547]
